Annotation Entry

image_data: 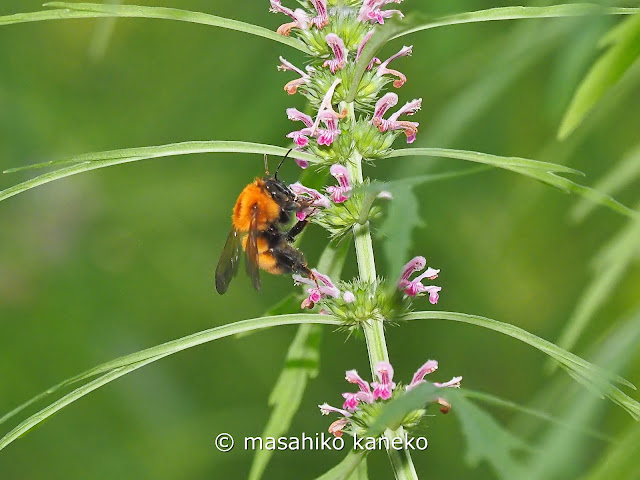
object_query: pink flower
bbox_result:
[323,33,347,74]
[286,79,346,149]
[326,164,351,203]
[377,45,412,88]
[358,0,404,24]
[356,31,381,70]
[345,369,375,404]
[278,56,312,95]
[286,108,314,148]
[372,93,422,143]
[406,360,438,391]
[398,256,441,304]
[320,359,461,434]
[342,392,360,411]
[371,361,396,400]
[309,0,329,29]
[319,402,352,417]
[434,377,463,388]
[270,0,310,36]
[289,182,331,219]
[293,269,340,309]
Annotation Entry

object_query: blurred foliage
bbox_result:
[0,1,639,479]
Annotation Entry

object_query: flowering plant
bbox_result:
[1,1,640,479]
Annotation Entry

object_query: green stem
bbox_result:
[345,102,419,480]
[358,191,378,225]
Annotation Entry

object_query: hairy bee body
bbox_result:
[215,176,311,294]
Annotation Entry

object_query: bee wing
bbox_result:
[245,204,262,291]
[215,228,242,294]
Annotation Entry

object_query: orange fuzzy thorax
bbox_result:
[232,179,280,232]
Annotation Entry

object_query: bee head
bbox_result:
[262,148,304,211]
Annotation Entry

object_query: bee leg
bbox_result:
[285,219,309,242]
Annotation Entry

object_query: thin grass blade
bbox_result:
[0,314,339,431]
[0,142,317,203]
[37,2,308,51]
[405,311,640,419]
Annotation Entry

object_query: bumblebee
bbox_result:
[215,150,314,294]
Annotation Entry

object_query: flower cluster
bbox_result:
[320,360,462,437]
[269,2,442,314]
[271,0,421,163]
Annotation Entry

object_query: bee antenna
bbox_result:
[264,154,270,175]
[274,148,293,181]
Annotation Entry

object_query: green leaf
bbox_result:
[509,166,639,219]
[389,148,640,220]
[0,141,318,203]
[464,390,613,442]
[393,5,638,40]
[249,241,349,480]
[389,148,579,174]
[314,451,367,480]
[571,144,640,222]
[354,166,490,277]
[359,166,492,195]
[249,324,323,480]
[0,314,340,449]
[552,203,640,359]
[405,311,640,420]
[0,2,309,52]
[346,5,637,103]
[367,383,439,437]
[348,457,368,480]
[521,311,640,480]
[559,13,640,139]
[0,8,111,25]
[454,395,529,479]
[369,385,528,479]
[380,186,421,286]
[581,423,640,480]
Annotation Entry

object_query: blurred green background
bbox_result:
[1,1,639,479]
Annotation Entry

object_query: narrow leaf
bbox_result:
[522,311,640,480]
[389,148,640,220]
[10,2,308,52]
[581,423,640,480]
[464,390,613,442]
[380,186,421,284]
[405,311,640,419]
[315,451,367,480]
[369,385,528,479]
[553,208,640,357]
[249,240,350,480]
[454,395,529,479]
[0,314,339,433]
[572,144,640,221]
[0,8,110,25]
[347,5,637,103]
[389,148,579,174]
[249,324,323,480]
[0,141,318,203]
[559,13,640,139]
[393,5,638,40]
